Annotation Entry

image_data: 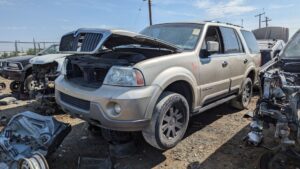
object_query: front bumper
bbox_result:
[55,75,161,131]
[1,69,25,81]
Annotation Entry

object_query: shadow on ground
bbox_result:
[47,103,248,169]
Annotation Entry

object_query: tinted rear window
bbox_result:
[241,30,260,54]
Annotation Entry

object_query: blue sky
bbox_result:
[0,0,299,43]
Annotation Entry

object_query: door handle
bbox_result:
[222,61,228,67]
[244,59,248,64]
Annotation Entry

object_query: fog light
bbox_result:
[114,104,121,115]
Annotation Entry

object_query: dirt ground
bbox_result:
[0,77,275,169]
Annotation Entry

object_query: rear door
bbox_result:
[219,27,248,92]
[198,26,231,106]
[241,30,261,83]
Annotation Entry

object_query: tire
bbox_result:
[142,92,190,150]
[259,152,286,169]
[24,75,35,92]
[101,128,132,144]
[231,77,253,110]
[0,82,6,90]
[87,123,102,136]
[10,81,21,92]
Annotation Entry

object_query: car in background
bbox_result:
[0,59,4,76]
[1,44,59,93]
[55,21,261,150]
[253,27,289,65]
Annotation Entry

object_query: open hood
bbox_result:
[59,28,181,54]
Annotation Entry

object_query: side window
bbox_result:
[200,26,223,57]
[220,27,242,54]
[241,30,260,54]
[235,31,244,53]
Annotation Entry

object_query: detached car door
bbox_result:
[198,26,231,106]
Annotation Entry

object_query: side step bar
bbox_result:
[192,95,237,116]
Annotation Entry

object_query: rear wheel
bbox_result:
[231,77,253,110]
[142,92,190,150]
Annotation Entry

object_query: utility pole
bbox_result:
[241,19,244,27]
[255,12,265,29]
[144,0,152,25]
[33,38,36,54]
[262,16,272,27]
[148,0,152,25]
[14,40,18,55]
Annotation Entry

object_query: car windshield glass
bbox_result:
[282,31,300,58]
[140,23,203,50]
[39,45,59,55]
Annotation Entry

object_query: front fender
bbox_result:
[144,67,198,119]
[54,57,66,72]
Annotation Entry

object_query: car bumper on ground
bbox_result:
[55,75,160,131]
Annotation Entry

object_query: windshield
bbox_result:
[282,31,300,58]
[39,44,59,55]
[140,23,203,50]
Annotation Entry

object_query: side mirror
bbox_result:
[207,41,219,53]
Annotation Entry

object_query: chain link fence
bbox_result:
[0,41,58,58]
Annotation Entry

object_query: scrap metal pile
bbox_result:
[245,59,300,168]
[0,111,71,169]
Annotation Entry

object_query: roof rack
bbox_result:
[204,20,243,28]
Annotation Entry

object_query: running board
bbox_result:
[192,95,237,116]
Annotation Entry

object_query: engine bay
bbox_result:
[65,47,173,88]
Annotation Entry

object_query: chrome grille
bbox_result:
[59,33,103,52]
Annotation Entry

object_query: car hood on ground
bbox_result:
[30,53,71,65]
[5,55,36,62]
[59,28,182,54]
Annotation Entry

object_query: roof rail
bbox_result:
[205,20,243,28]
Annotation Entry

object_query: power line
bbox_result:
[262,16,272,27]
[255,12,265,29]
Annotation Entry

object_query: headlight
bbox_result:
[7,62,22,70]
[103,66,145,87]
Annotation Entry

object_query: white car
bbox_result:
[29,53,70,94]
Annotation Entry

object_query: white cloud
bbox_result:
[194,0,256,19]
[269,4,294,9]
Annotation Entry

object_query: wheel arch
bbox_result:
[144,67,198,119]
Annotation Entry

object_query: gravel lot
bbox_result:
[0,77,272,169]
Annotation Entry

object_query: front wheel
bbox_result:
[231,77,253,110]
[24,75,35,92]
[142,92,190,150]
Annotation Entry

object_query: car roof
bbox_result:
[147,21,248,31]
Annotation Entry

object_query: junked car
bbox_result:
[1,44,60,93]
[30,53,70,95]
[245,29,300,169]
[253,27,289,65]
[55,22,261,150]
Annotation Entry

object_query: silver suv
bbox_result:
[55,22,261,150]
